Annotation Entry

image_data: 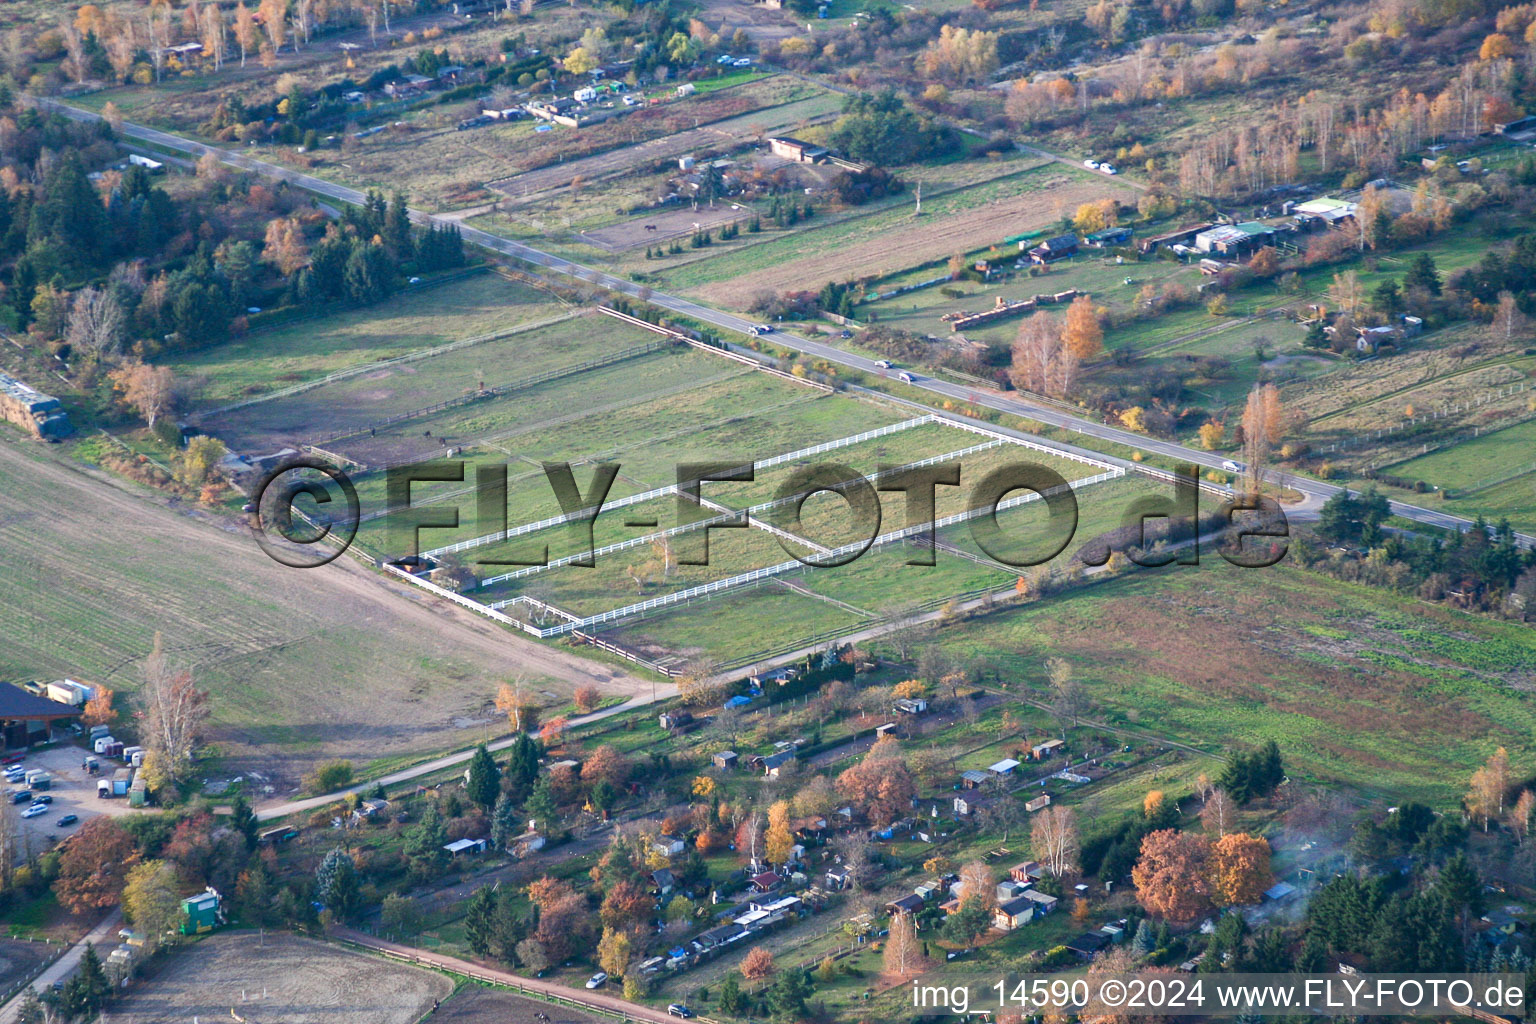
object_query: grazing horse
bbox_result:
[644,224,657,231]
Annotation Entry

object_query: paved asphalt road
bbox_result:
[0,910,122,1024]
[48,101,1533,551]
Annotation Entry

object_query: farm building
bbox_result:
[751,666,798,687]
[1137,223,1212,254]
[960,769,990,789]
[768,137,828,163]
[886,893,925,915]
[894,698,928,714]
[652,868,676,894]
[953,792,995,817]
[989,758,1021,776]
[1067,931,1111,959]
[712,750,738,770]
[659,710,695,732]
[0,372,71,440]
[1009,861,1043,883]
[385,73,434,98]
[1023,889,1059,914]
[1293,197,1357,225]
[759,749,797,778]
[179,888,224,935]
[1194,222,1274,258]
[0,683,80,748]
[1030,738,1065,760]
[1028,234,1079,264]
[653,834,686,857]
[443,838,487,857]
[994,896,1036,931]
[1085,226,1133,247]
[1025,794,1052,812]
[259,824,299,846]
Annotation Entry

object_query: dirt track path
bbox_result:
[335,931,681,1024]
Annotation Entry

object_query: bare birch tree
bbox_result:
[1031,805,1080,877]
[141,632,211,785]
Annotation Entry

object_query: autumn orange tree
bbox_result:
[1209,833,1273,907]
[600,879,653,932]
[1132,829,1213,923]
[741,946,776,981]
[836,740,916,826]
[959,859,997,912]
[1467,747,1513,830]
[109,360,177,429]
[1063,294,1105,361]
[1197,420,1224,451]
[766,800,795,865]
[262,216,310,275]
[495,678,540,733]
[1010,311,1079,398]
[581,745,631,787]
[1239,383,1285,490]
[82,686,116,729]
[882,912,926,981]
[573,685,602,714]
[56,817,139,914]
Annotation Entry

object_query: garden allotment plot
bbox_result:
[403,409,1123,663]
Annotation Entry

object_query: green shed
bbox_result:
[179,888,223,935]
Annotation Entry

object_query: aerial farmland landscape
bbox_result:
[0,0,1535,1021]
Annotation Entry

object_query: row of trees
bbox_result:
[1009,295,1105,399]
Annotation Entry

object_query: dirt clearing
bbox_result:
[488,92,841,202]
[432,984,603,1024]
[690,171,1141,308]
[112,933,451,1024]
[582,203,755,251]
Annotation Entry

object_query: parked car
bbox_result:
[0,753,24,765]
[21,804,46,819]
[839,329,853,339]
[586,973,608,989]
[1084,159,1100,169]
[1100,163,1118,174]
[57,815,79,827]
[733,58,752,67]
[10,790,31,804]
[668,1006,695,1018]
[30,794,51,805]
[623,94,641,106]
[716,54,734,64]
